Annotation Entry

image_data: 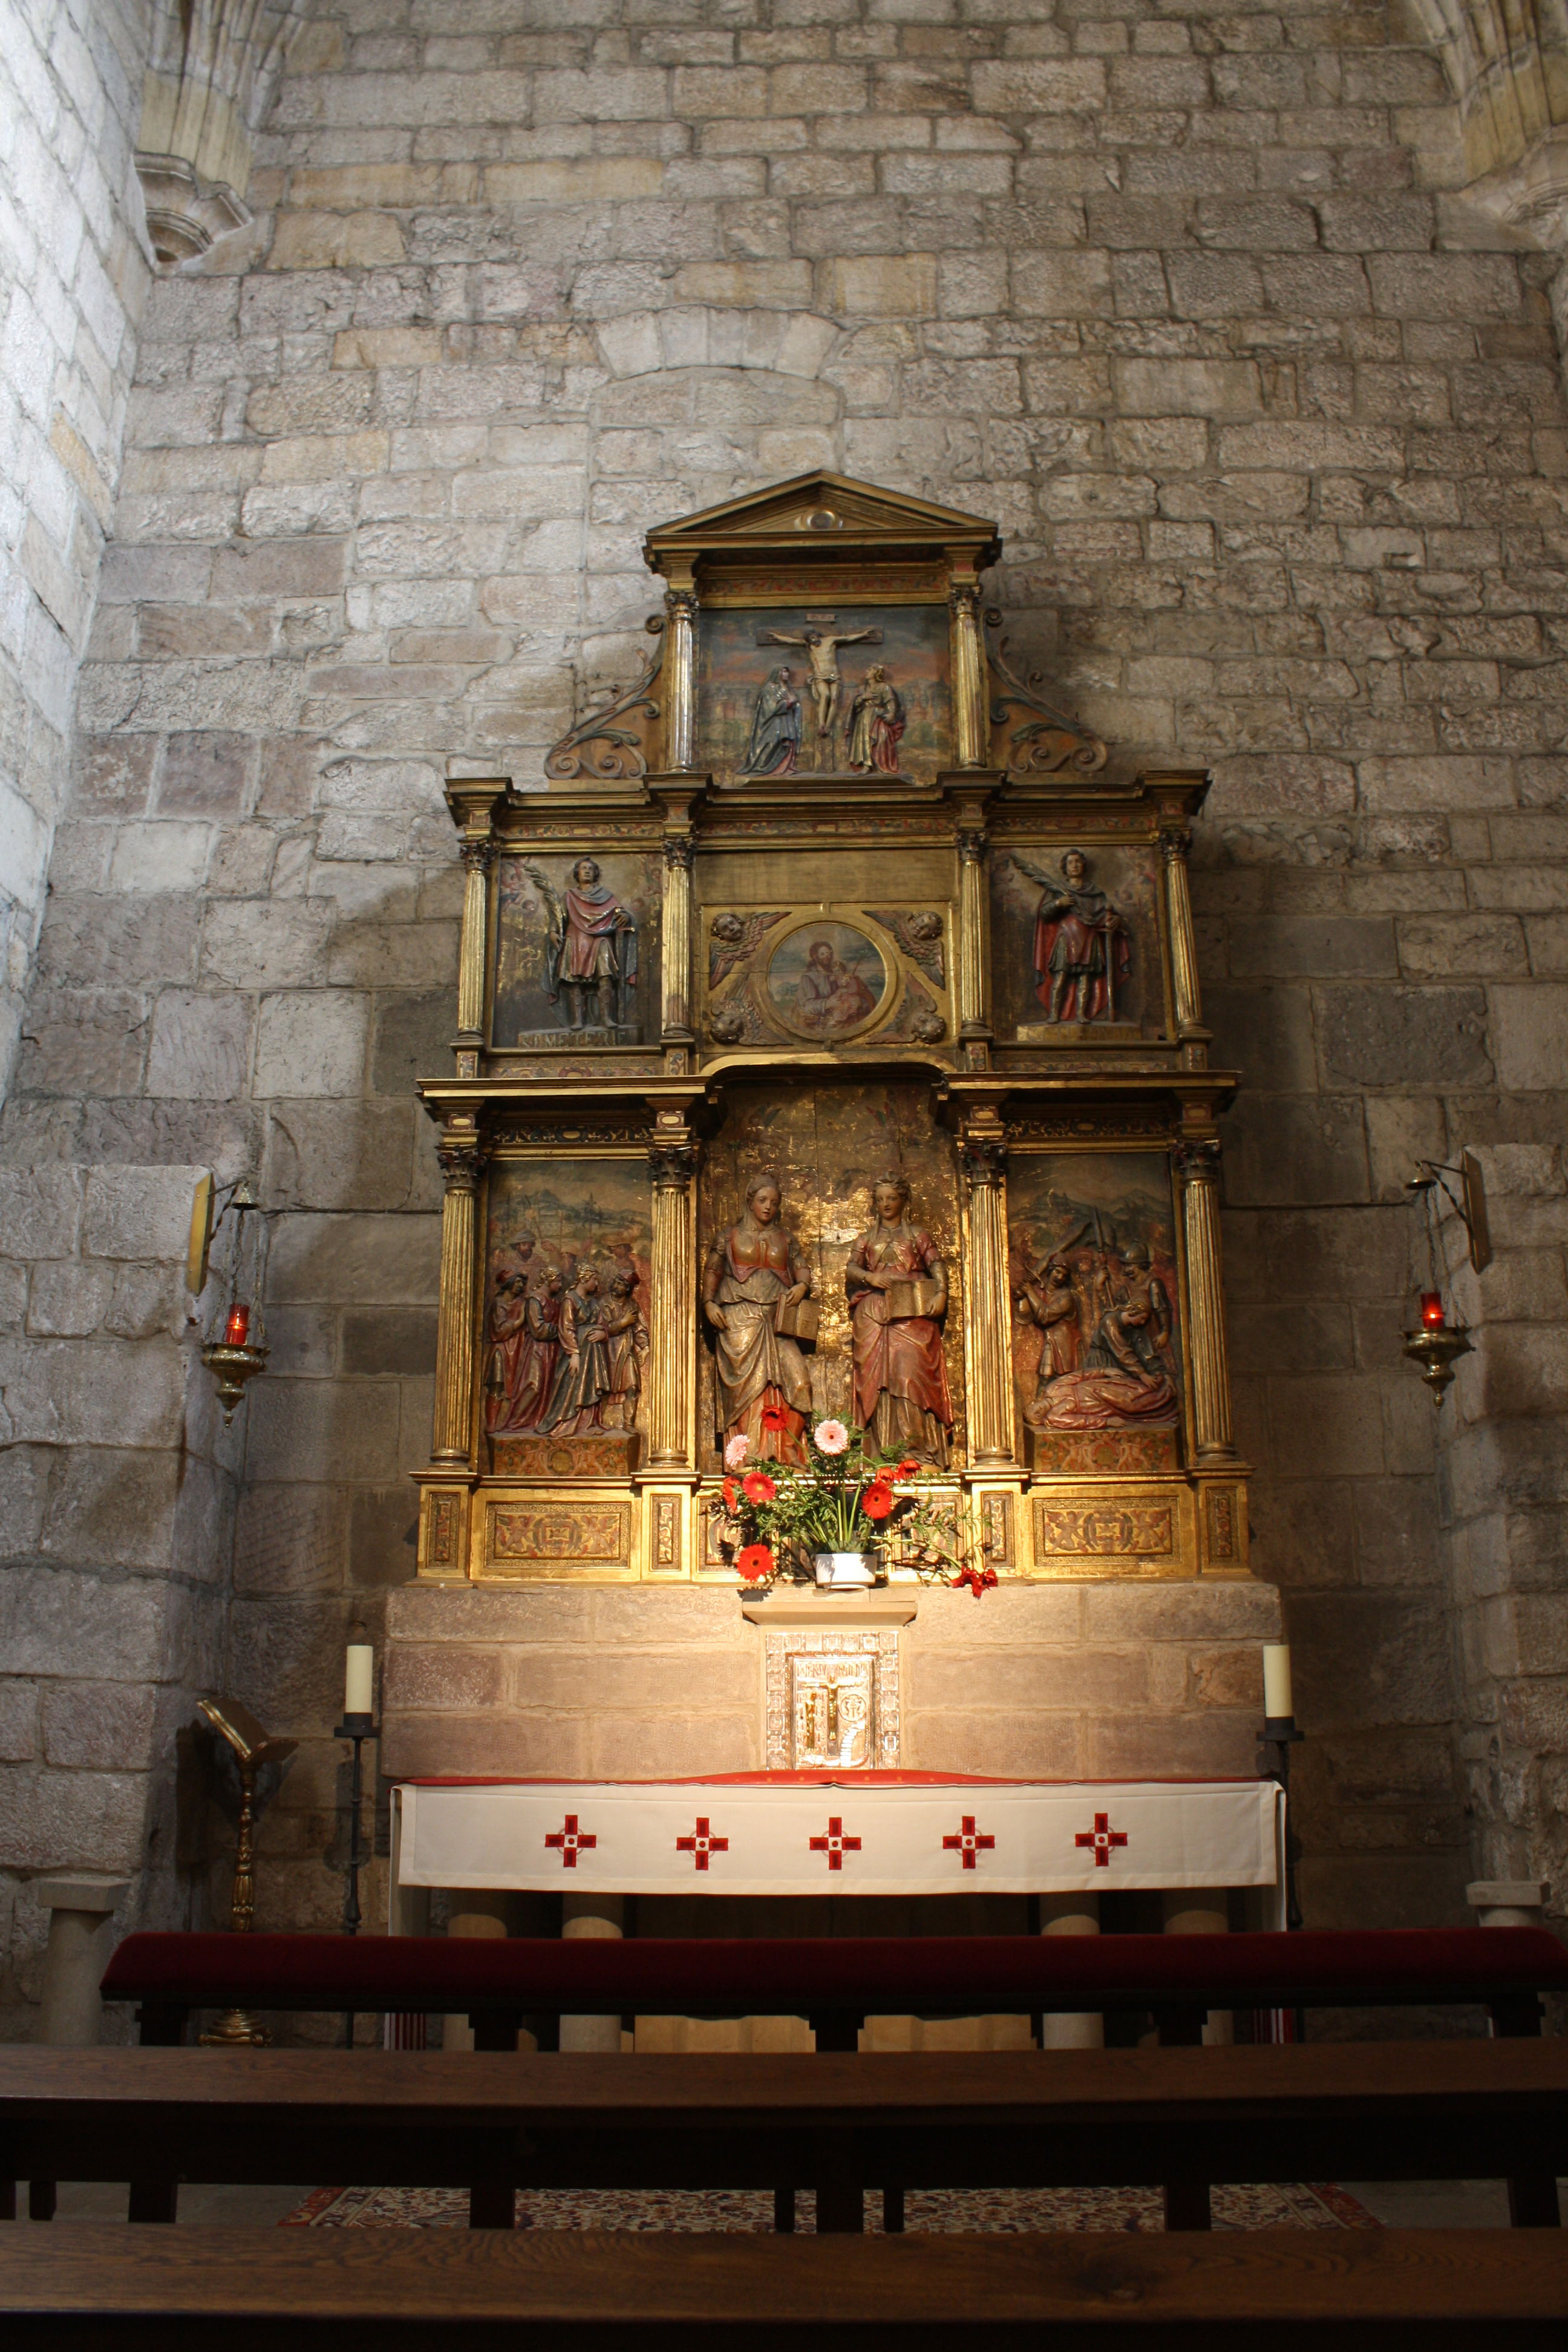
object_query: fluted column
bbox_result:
[456,839,494,1042]
[950,584,986,768]
[661,832,694,1043]
[956,824,991,1049]
[647,1128,699,1468]
[1161,823,1202,1039]
[431,1115,486,1463]
[664,587,699,773]
[1177,1140,1236,1464]
[960,1121,1015,1469]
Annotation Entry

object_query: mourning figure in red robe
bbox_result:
[485,1266,563,1434]
[1016,848,1131,1024]
[846,1172,953,1468]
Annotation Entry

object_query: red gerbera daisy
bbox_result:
[742,1470,777,1504]
[861,1481,895,1521]
[759,1402,792,1432]
[722,1477,739,1511]
[892,1458,921,1481]
[736,1543,774,1583]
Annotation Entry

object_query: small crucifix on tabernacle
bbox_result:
[755,613,882,768]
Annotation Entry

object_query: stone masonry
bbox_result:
[0,0,152,1090]
[0,1160,237,2036]
[3,0,1568,2024]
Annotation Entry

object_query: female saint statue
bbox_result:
[702,1169,814,1463]
[846,1172,953,1466]
[740,667,803,775]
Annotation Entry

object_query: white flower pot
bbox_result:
[812,1552,877,1589]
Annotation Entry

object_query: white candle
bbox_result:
[1263,1644,1293,1720]
[344,1642,374,1717]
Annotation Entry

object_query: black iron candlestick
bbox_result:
[1258,1714,1304,1935]
[335,1710,378,2047]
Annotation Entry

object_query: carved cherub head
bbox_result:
[711,912,745,944]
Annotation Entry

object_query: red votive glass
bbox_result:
[1420,1292,1445,1329]
[223,1304,251,1347]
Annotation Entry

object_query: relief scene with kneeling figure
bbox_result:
[1009,1151,1183,1475]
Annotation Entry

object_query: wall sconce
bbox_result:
[189,1174,270,1425]
[1402,1158,1486,1404]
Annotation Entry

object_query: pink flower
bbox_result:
[813,1419,849,1456]
[724,1433,751,1468]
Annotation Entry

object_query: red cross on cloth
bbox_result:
[942,1814,996,1872]
[1074,1811,1128,1869]
[675,1816,730,1873]
[809,1815,862,1872]
[544,1814,596,1869]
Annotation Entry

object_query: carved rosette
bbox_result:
[1175,1140,1235,1463]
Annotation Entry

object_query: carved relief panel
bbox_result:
[492,850,661,1051]
[988,842,1168,1048]
[704,904,952,1051]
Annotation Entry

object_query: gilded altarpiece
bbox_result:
[413,472,1249,1592]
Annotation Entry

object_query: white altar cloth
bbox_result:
[393,1775,1284,1910]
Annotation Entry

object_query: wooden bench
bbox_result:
[5,2039,1564,2236]
[99,1926,1568,2051]
[1,2221,1566,2348]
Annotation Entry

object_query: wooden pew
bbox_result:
[1,2221,1566,2348]
[4,2040,1564,2236]
[99,1925,1568,2053]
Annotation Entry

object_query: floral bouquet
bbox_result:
[720,1414,996,1597]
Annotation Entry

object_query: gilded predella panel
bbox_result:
[989,843,1163,1046]
[697,1079,965,1475]
[493,850,661,1050]
[698,604,952,785]
[483,1156,652,1477]
[1007,1149,1183,1477]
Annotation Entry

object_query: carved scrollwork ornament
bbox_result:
[648,1142,699,1192]
[543,615,664,782]
[984,609,1109,778]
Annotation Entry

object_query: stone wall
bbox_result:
[1440,1143,1568,1936]
[2,0,1568,1959]
[0,0,152,1092]
[0,1161,236,2034]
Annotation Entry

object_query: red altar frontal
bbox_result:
[390,1773,1286,1921]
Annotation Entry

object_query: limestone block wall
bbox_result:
[382,1580,1281,1785]
[0,0,153,1091]
[1,0,1567,1952]
[1439,1142,1568,1936]
[0,1161,237,2036]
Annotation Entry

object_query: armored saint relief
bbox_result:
[1013,848,1131,1024]
[702,1169,815,1465]
[846,1172,953,1468]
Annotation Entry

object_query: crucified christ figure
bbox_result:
[756,621,881,769]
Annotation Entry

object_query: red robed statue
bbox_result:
[1017,846,1131,1025]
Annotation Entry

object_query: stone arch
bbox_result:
[593,310,841,384]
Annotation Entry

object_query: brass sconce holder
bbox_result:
[191,1176,270,1425]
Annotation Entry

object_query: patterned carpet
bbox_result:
[285,2181,1377,2233]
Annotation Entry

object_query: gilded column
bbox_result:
[1161,822,1203,1039]
[661,832,694,1044]
[456,839,494,1042]
[664,585,699,773]
[431,1115,486,1463]
[1177,1140,1236,1464]
[959,1119,1015,1469]
[949,583,986,768]
[956,823,991,1051]
[647,1127,699,1468]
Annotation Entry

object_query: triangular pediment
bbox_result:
[644,471,999,558]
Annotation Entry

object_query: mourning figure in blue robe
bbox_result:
[741,666,802,774]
